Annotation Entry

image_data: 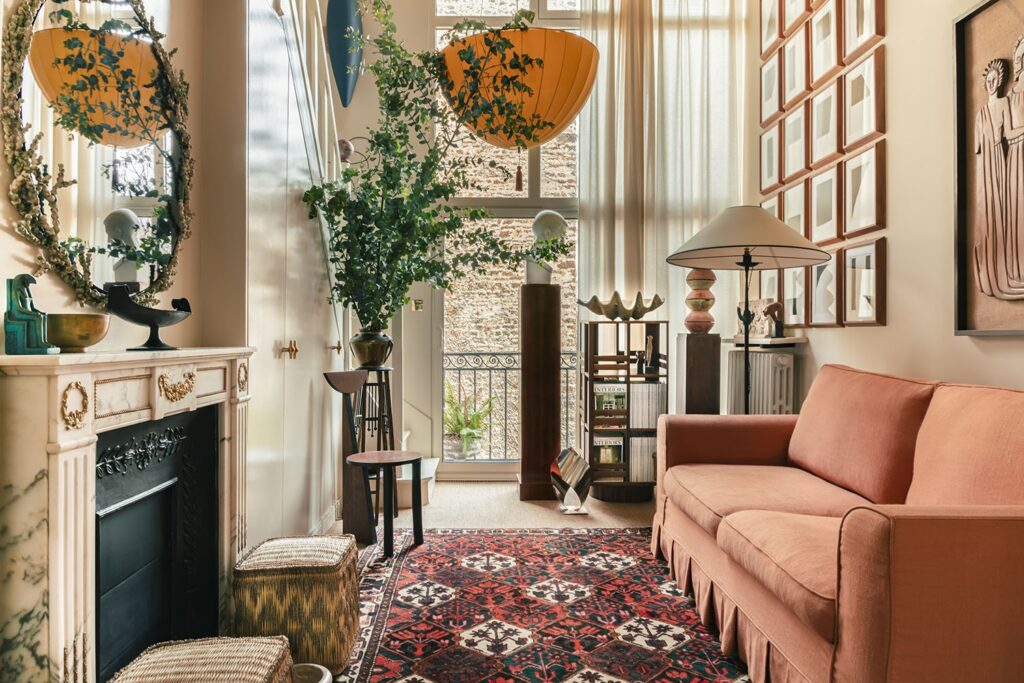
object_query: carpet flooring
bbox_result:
[339,528,748,683]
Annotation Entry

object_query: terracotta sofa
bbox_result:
[652,365,1024,683]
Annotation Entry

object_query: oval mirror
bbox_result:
[2,0,193,308]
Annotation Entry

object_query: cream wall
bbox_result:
[745,0,1024,393]
[0,0,205,352]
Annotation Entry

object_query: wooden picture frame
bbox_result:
[809,164,842,245]
[762,193,782,218]
[783,24,810,109]
[843,46,886,151]
[783,267,809,327]
[761,123,783,193]
[784,0,812,36]
[761,50,784,127]
[783,102,810,181]
[843,140,886,238]
[810,0,843,87]
[809,250,843,327]
[844,236,887,326]
[761,0,784,58]
[810,80,843,168]
[782,179,809,237]
[844,0,885,63]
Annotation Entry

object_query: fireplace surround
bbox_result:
[0,348,252,683]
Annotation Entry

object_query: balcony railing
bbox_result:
[443,351,578,462]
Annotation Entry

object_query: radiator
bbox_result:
[727,349,796,414]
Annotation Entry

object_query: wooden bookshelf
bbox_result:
[579,320,669,503]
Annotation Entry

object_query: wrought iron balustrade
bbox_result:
[443,351,578,462]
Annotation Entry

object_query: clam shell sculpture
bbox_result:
[578,292,665,321]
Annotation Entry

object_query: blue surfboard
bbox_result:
[326,0,362,107]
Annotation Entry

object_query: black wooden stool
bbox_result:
[346,451,424,558]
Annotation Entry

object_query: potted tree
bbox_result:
[304,0,568,368]
[442,382,494,460]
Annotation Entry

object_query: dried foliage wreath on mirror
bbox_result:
[0,0,194,307]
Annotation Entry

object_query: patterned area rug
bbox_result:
[339,528,748,683]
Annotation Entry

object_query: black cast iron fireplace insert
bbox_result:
[94,406,219,681]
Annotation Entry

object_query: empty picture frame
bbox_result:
[809,166,841,244]
[783,267,808,326]
[761,123,783,192]
[810,81,842,167]
[761,50,783,126]
[784,0,811,35]
[762,193,781,218]
[782,181,807,236]
[784,104,809,180]
[844,46,885,150]
[810,0,842,87]
[810,252,842,326]
[844,237,887,325]
[783,26,809,108]
[844,141,886,237]
[844,0,884,63]
[762,0,783,56]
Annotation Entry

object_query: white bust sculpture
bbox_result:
[526,210,568,284]
[104,208,142,284]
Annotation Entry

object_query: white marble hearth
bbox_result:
[0,347,253,683]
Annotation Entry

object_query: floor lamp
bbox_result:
[666,207,829,415]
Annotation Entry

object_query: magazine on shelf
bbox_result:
[628,436,657,482]
[593,436,623,465]
[593,383,626,411]
[628,381,668,429]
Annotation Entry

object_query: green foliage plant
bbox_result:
[443,381,495,452]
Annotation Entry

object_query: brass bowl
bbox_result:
[47,313,110,353]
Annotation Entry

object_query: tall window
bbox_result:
[436,1,581,463]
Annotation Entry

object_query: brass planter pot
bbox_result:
[349,329,393,369]
[46,313,110,353]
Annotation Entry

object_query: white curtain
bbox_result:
[579,0,746,335]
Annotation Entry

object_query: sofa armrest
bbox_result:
[833,505,1024,683]
[656,414,797,485]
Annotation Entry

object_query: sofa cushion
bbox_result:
[717,511,840,642]
[789,365,937,504]
[907,384,1024,505]
[663,464,869,536]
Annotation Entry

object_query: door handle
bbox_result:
[328,341,343,355]
[282,340,299,359]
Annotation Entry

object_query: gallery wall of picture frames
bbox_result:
[759,0,887,329]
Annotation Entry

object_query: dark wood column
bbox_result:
[677,333,722,414]
[519,284,561,500]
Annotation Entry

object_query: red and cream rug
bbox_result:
[341,528,747,683]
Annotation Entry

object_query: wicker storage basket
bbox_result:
[109,636,293,682]
[233,535,358,675]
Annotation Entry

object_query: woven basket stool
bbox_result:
[233,535,358,675]
[109,636,293,682]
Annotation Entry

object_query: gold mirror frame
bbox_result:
[1,0,194,307]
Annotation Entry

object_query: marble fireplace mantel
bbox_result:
[0,347,253,683]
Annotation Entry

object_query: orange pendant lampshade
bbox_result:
[28,28,163,148]
[441,28,598,149]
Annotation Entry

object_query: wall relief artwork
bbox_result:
[957,0,1024,333]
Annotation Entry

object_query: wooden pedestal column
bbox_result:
[675,333,722,414]
[519,284,560,500]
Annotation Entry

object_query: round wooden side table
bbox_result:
[346,451,424,557]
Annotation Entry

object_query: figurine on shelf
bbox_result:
[684,269,716,333]
[526,210,568,284]
[4,275,59,355]
[764,301,785,338]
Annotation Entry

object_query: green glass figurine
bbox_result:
[4,275,59,355]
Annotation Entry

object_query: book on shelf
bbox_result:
[628,381,668,430]
[593,436,623,465]
[593,383,626,411]
[628,436,657,482]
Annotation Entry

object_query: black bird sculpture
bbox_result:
[107,284,192,351]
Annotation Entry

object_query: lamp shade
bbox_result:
[666,206,830,271]
[440,28,598,149]
[28,28,162,148]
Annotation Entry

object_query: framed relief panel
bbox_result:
[844,47,885,150]
[783,26,809,108]
[782,181,807,236]
[783,104,809,181]
[844,237,886,326]
[844,141,886,237]
[784,0,811,35]
[761,123,783,192]
[810,252,842,326]
[810,0,842,87]
[762,193,781,218]
[810,81,842,168]
[783,267,808,326]
[809,166,841,244]
[762,0,783,56]
[761,50,783,126]
[844,0,884,63]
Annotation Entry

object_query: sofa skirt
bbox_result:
[653,502,830,683]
